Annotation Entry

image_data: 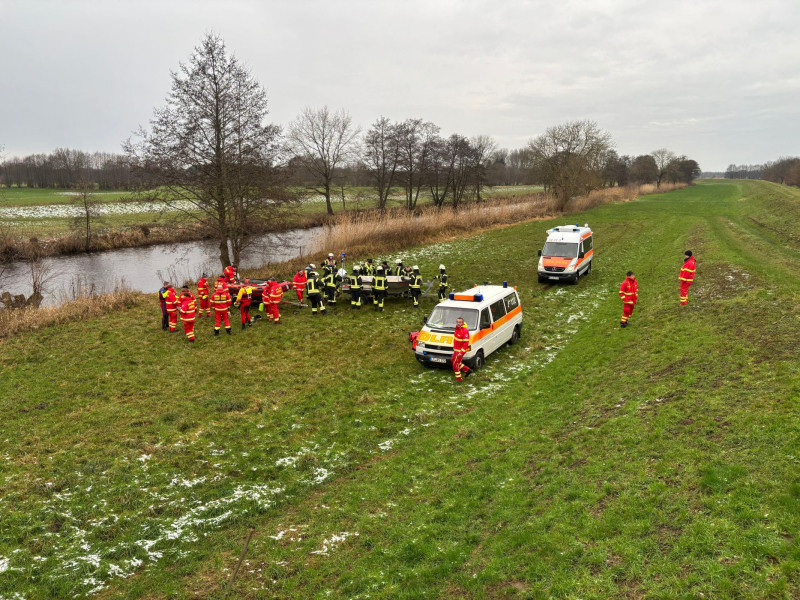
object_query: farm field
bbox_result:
[1,180,799,598]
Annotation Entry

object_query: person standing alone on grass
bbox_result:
[452,316,471,382]
[679,250,696,306]
[619,271,638,328]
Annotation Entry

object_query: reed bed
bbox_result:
[0,286,139,339]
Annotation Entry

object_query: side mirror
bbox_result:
[423,316,428,324]
[578,251,585,259]
[537,250,542,257]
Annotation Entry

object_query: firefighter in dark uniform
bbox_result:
[362,259,376,276]
[437,264,448,300]
[393,259,404,277]
[349,266,363,309]
[306,271,327,315]
[322,266,337,305]
[373,266,387,312]
[409,265,422,307]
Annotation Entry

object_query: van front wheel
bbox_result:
[508,325,520,346]
[473,350,485,371]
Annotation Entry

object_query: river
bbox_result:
[0,227,323,306]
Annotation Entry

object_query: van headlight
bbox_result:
[416,342,425,350]
[537,257,543,269]
[566,259,577,271]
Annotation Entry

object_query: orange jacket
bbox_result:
[619,276,638,305]
[269,282,284,304]
[679,256,696,283]
[179,296,197,320]
[292,271,307,291]
[163,288,178,312]
[197,277,210,299]
[211,289,232,312]
[453,324,470,353]
[223,265,237,283]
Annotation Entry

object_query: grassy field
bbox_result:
[1,180,799,598]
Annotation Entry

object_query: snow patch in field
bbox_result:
[310,532,359,555]
[0,557,9,573]
[378,440,394,451]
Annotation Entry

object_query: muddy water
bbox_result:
[0,227,323,306]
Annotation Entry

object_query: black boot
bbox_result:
[214,330,220,336]
[226,328,232,335]
[242,323,246,330]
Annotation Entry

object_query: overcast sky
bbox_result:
[2,0,798,171]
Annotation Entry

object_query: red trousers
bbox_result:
[240,303,251,324]
[214,310,231,330]
[182,318,195,340]
[295,289,303,303]
[452,350,470,381]
[680,281,692,305]
[167,309,178,331]
[199,297,210,315]
[268,302,280,323]
[621,303,635,323]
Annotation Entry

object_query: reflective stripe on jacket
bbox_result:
[619,277,638,305]
[679,256,696,283]
[453,325,470,352]
[373,275,387,291]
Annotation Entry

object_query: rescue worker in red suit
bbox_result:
[452,316,472,382]
[197,273,211,317]
[211,283,233,336]
[234,281,253,329]
[178,287,197,342]
[223,264,238,285]
[215,276,228,291]
[679,250,696,306]
[162,283,179,333]
[292,269,307,305]
[268,278,284,324]
[619,271,639,328]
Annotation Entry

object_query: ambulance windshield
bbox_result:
[427,307,478,331]
[542,241,579,257]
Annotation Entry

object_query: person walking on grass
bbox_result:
[619,271,638,328]
[679,250,696,306]
[452,316,472,382]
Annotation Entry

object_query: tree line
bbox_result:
[0,149,132,190]
[723,157,800,187]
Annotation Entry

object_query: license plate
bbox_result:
[430,357,447,364]
[549,276,559,280]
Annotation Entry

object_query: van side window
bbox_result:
[480,308,491,330]
[489,299,506,321]
[504,293,519,312]
[583,236,593,252]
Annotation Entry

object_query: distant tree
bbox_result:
[287,106,360,216]
[629,155,658,184]
[527,120,613,209]
[786,162,800,187]
[602,150,629,187]
[763,157,800,185]
[651,148,677,188]
[396,119,439,210]
[125,33,289,268]
[71,179,101,252]
[673,157,701,184]
[363,117,400,210]
[470,135,498,201]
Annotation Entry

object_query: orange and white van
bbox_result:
[537,224,594,284]
[414,284,522,370]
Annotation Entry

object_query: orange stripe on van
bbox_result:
[469,305,522,344]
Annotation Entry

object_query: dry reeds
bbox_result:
[0,287,139,339]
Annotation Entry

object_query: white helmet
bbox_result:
[439,264,446,270]
[309,263,316,269]
[328,253,334,258]
[412,265,419,270]
[395,259,402,264]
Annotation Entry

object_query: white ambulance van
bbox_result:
[537,224,594,284]
[414,284,522,370]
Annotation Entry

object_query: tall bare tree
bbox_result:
[651,148,677,189]
[70,179,101,252]
[125,33,289,268]
[287,106,360,215]
[527,120,612,210]
[470,135,498,201]
[396,119,439,210]
[363,117,400,210]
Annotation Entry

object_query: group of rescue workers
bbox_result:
[158,255,450,343]
[157,246,697,384]
[618,250,696,328]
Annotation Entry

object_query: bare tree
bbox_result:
[287,106,360,215]
[651,148,677,189]
[470,135,498,201]
[396,119,439,210]
[363,117,400,210]
[527,120,613,210]
[125,33,289,268]
[70,179,101,252]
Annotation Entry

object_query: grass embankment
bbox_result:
[2,180,799,598]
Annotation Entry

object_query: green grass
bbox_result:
[2,180,800,598]
[0,187,135,207]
